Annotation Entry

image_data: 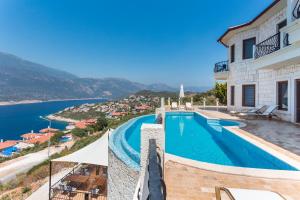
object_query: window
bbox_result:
[230,86,235,106]
[242,84,255,107]
[243,37,256,59]
[277,19,287,32]
[277,81,288,110]
[230,45,235,63]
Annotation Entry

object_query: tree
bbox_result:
[94,117,108,131]
[214,82,227,105]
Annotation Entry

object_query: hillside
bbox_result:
[0,52,172,101]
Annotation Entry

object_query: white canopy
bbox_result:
[52,132,108,166]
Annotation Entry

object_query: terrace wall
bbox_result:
[108,148,139,200]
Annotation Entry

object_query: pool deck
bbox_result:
[165,160,300,200]
[164,109,300,199]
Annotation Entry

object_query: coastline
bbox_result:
[0,97,107,106]
[46,114,79,123]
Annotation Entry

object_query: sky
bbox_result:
[0,0,273,87]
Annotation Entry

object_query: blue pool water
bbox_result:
[111,112,297,171]
[1,146,19,156]
[59,136,72,143]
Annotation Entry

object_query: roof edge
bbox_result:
[217,0,281,47]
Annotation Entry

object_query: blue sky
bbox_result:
[0,0,273,87]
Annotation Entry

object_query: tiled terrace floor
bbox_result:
[165,161,300,200]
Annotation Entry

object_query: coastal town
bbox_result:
[0,94,158,159]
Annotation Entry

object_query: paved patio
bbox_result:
[165,161,300,200]
[198,109,300,156]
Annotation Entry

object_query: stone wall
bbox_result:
[140,124,165,186]
[258,63,300,122]
[108,148,139,200]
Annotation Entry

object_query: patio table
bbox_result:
[64,175,89,185]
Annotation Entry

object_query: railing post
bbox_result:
[49,161,52,200]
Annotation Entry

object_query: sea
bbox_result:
[0,99,106,141]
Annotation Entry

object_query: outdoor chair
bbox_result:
[171,102,178,110]
[59,184,66,193]
[215,187,286,200]
[186,102,193,110]
[91,188,100,198]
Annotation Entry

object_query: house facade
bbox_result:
[216,0,300,122]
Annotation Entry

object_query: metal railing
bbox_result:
[293,0,300,19]
[214,61,229,73]
[255,32,280,59]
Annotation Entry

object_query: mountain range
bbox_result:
[0,52,210,101]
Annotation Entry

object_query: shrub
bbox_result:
[22,186,31,194]
[71,128,88,138]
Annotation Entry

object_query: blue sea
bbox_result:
[0,99,106,141]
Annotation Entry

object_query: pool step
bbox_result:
[206,120,222,132]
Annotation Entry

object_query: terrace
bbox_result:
[49,131,108,200]
[50,164,107,200]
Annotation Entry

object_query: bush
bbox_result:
[22,186,31,194]
[71,128,88,138]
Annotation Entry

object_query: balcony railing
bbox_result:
[214,61,229,73]
[293,0,300,19]
[255,32,280,59]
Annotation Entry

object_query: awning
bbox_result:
[52,131,108,166]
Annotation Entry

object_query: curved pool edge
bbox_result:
[109,114,155,171]
[164,120,300,179]
[165,153,300,180]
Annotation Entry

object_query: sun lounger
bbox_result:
[259,105,278,117]
[186,102,193,110]
[215,187,286,200]
[171,102,178,110]
[238,105,266,116]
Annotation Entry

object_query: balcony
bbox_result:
[255,33,281,59]
[214,60,229,80]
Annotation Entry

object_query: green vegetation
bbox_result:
[93,117,108,131]
[22,186,31,194]
[72,128,88,138]
[214,82,227,104]
[58,109,104,121]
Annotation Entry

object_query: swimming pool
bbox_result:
[110,112,297,171]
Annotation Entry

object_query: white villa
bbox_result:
[215,0,300,122]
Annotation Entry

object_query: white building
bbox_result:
[216,0,300,122]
